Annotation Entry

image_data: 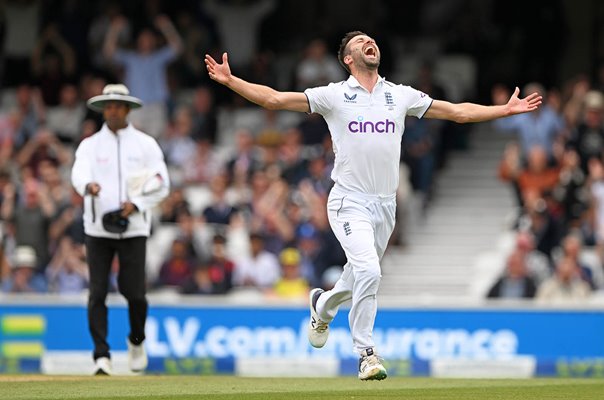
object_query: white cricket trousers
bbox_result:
[316,184,396,354]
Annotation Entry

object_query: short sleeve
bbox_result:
[304,84,336,116]
[403,86,433,118]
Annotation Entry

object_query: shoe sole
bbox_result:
[94,369,110,376]
[129,361,148,373]
[359,368,388,381]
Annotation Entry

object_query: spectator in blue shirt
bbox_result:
[103,14,183,139]
[492,82,565,162]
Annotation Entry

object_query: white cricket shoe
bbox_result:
[358,348,387,381]
[308,288,329,348]
[127,338,148,373]
[94,357,112,376]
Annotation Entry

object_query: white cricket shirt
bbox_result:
[71,123,170,238]
[305,75,433,196]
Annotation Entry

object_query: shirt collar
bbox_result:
[346,75,385,89]
[101,122,132,135]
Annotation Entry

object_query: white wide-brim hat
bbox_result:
[87,83,143,112]
[13,245,37,268]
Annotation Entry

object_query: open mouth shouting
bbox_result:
[363,44,377,59]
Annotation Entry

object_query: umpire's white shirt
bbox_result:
[71,123,170,239]
[305,76,433,196]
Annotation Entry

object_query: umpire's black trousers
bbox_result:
[85,235,148,360]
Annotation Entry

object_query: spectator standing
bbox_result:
[103,14,183,139]
[566,90,604,174]
[492,82,564,161]
[1,177,54,271]
[0,0,41,87]
[87,1,131,71]
[203,0,275,73]
[31,23,77,106]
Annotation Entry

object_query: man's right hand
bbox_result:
[205,52,232,86]
[86,183,101,196]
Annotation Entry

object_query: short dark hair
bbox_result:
[337,31,367,74]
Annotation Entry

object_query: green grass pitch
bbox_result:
[1,376,603,400]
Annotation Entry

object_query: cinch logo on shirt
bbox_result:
[348,116,395,134]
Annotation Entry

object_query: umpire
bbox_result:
[71,84,170,375]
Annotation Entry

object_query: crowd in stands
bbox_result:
[489,78,604,302]
[0,0,351,299]
[0,1,603,304]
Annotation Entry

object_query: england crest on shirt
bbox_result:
[384,92,395,110]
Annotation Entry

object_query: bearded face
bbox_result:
[347,35,381,71]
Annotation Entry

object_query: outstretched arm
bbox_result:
[424,87,542,123]
[205,52,310,113]
[103,16,127,60]
[155,15,183,55]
